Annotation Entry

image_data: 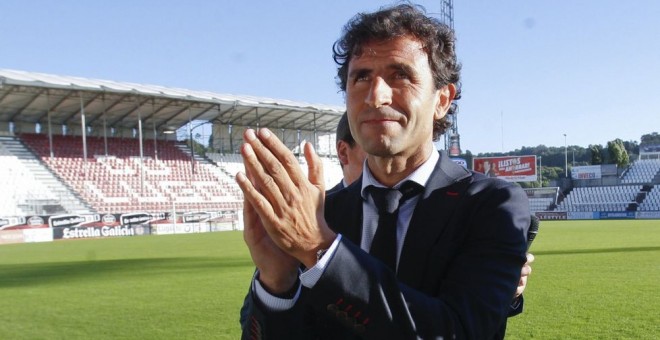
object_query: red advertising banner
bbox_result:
[473,155,537,182]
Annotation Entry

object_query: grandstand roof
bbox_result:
[0,69,344,135]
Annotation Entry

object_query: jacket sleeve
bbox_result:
[239,285,309,340]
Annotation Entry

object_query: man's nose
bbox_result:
[364,77,392,108]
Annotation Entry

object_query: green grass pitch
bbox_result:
[1,220,659,339]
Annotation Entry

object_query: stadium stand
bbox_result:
[8,129,660,218]
[638,186,660,211]
[548,157,660,213]
[19,133,243,214]
[621,159,660,184]
[207,152,344,191]
[207,153,244,181]
[1,69,658,221]
[0,135,92,216]
[556,185,641,212]
[0,68,345,220]
[310,156,344,189]
[528,197,555,213]
[524,187,559,213]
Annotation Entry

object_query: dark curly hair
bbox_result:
[333,3,462,140]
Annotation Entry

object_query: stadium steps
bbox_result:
[174,142,205,162]
[206,153,239,179]
[174,144,243,196]
[205,154,236,179]
[174,143,234,180]
[218,166,235,179]
[3,137,95,215]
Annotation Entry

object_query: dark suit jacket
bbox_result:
[326,181,345,195]
[241,151,530,339]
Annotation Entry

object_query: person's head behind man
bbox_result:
[333,4,462,185]
[336,112,367,185]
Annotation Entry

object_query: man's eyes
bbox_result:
[354,74,409,82]
[393,71,410,79]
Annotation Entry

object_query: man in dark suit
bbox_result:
[328,112,534,321]
[236,4,530,339]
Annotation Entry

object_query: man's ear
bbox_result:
[337,141,349,166]
[434,83,456,120]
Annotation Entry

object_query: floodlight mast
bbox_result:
[439,0,461,156]
[440,0,454,30]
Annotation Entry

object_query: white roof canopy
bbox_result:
[0,69,344,135]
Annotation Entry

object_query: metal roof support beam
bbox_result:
[48,90,74,111]
[281,116,304,130]
[293,118,333,132]
[107,95,150,128]
[8,88,46,122]
[259,109,293,128]
[98,92,130,122]
[152,99,158,160]
[229,105,257,122]
[148,98,177,131]
[79,92,88,166]
[46,91,54,158]
[0,85,17,105]
[34,90,73,123]
[188,105,195,175]
[215,103,238,124]
[189,103,216,123]
[86,92,137,126]
[255,108,260,131]
[137,96,145,201]
[158,104,190,131]
[102,94,108,156]
[64,91,102,125]
[142,98,176,131]
[211,103,223,122]
[228,124,233,154]
[296,129,301,157]
[313,112,318,152]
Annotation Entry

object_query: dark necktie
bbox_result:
[368,181,423,271]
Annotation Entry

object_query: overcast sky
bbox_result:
[1,1,659,154]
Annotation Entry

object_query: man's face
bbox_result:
[345,35,453,159]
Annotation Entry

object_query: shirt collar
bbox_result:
[360,144,439,200]
[341,178,349,188]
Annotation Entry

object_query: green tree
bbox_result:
[640,132,660,145]
[589,144,603,164]
[607,139,629,168]
[622,140,639,161]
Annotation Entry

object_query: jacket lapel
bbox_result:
[397,151,472,287]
